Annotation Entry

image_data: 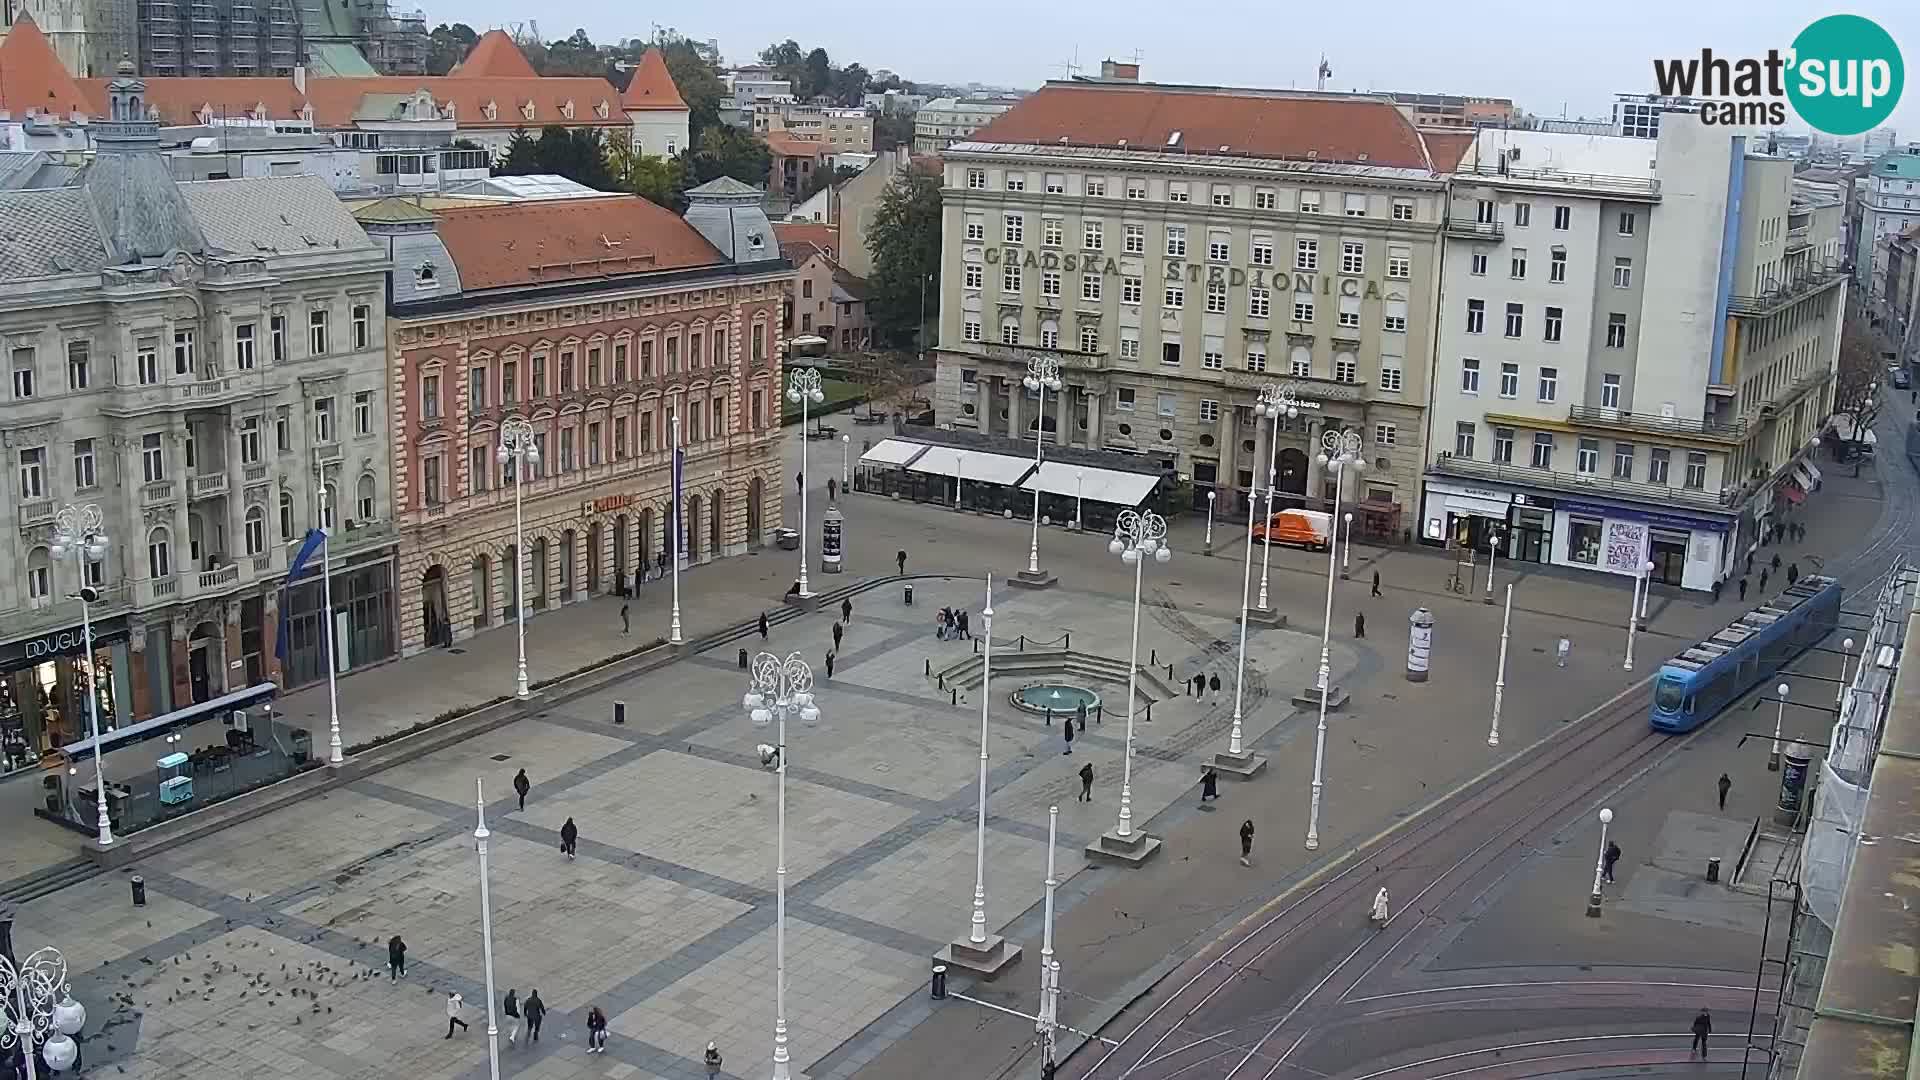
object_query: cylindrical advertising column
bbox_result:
[1406,607,1434,682]
[1776,742,1814,826]
[821,505,845,574]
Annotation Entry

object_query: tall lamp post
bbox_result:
[1,945,87,1080]
[1204,490,1216,556]
[1097,510,1170,862]
[1074,468,1085,531]
[1306,428,1364,851]
[1253,383,1304,617]
[788,370,825,599]
[1020,357,1062,586]
[941,576,1020,974]
[1489,583,1512,747]
[1484,528,1500,604]
[1623,559,1653,671]
[48,505,114,847]
[496,419,539,698]
[745,652,820,1080]
[1838,638,1856,709]
[1584,807,1614,917]
[1340,511,1354,579]
[1770,682,1790,770]
[313,481,343,765]
[1218,470,1270,778]
[840,433,851,491]
[474,779,502,1080]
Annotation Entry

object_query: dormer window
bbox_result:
[561,100,575,120]
[483,100,498,121]
[415,263,438,292]
[520,100,536,121]
[196,106,213,124]
[594,100,609,119]
[747,232,765,251]
[253,102,268,120]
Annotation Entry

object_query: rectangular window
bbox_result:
[1379,357,1403,392]
[1383,298,1407,333]
[1513,202,1531,227]
[72,437,96,488]
[1254,189,1277,210]
[1685,451,1708,490]
[1248,287,1270,318]
[1200,398,1220,421]
[1613,257,1633,288]
[1606,313,1629,348]
[1005,173,1026,192]
[964,263,983,290]
[1250,234,1274,266]
[1549,250,1567,283]
[1124,223,1145,254]
[1160,339,1181,366]
[1293,299,1314,323]
[1340,241,1365,275]
[1553,205,1571,230]
[1648,448,1671,484]
[1001,319,1021,345]
[1510,248,1527,278]
[1335,356,1357,382]
[1543,306,1563,342]
[1044,173,1066,194]
[270,314,287,362]
[1454,422,1476,457]
[470,445,489,492]
[963,317,982,342]
[1003,263,1022,292]
[559,427,575,471]
[1299,192,1321,214]
[1577,438,1599,473]
[1081,274,1102,301]
[307,308,328,355]
[1600,373,1621,409]
[142,432,165,482]
[1504,303,1524,337]
[1116,387,1135,411]
[17,447,44,499]
[501,360,519,403]
[1168,182,1190,204]
[965,216,985,242]
[1118,329,1140,360]
[173,329,194,375]
[275,407,290,452]
[1392,199,1415,221]
[1164,283,1184,309]
[1156,392,1177,417]
[421,373,440,419]
[1618,211,1636,236]
[1122,276,1142,304]
[1004,213,1024,243]
[1296,238,1318,270]
[422,455,442,505]
[1374,422,1396,445]
[1461,357,1480,393]
[1338,295,1360,327]
[354,390,372,435]
[1470,251,1488,276]
[137,341,159,385]
[1165,225,1186,257]
[352,303,371,349]
[1613,443,1634,479]
[1211,184,1233,207]
[313,397,335,444]
[1083,220,1103,249]
[1499,362,1519,398]
[1387,248,1410,279]
[1203,339,1224,369]
[966,169,986,189]
[65,341,89,390]
[1042,271,1061,299]
[1538,367,1558,402]
[469,366,487,411]
[1291,350,1312,377]
[1208,232,1230,262]
[1040,322,1059,349]
[1079,325,1099,353]
[238,418,260,465]
[1246,347,1267,372]
[1465,299,1485,334]
[1493,427,1514,464]
[1043,218,1063,247]
[1530,432,1554,469]
[1125,178,1147,200]
[1206,280,1227,314]
[233,324,256,370]
[1476,199,1497,224]
[1085,177,1106,197]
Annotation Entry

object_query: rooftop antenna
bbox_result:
[1316,54,1332,92]
[1056,46,1081,81]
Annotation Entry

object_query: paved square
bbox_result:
[144,790,450,899]
[813,820,1075,945]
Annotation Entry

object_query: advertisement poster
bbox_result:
[1603,520,1649,574]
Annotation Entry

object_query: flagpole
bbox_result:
[319,476,343,766]
[670,416,683,645]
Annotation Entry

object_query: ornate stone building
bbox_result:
[361,177,789,656]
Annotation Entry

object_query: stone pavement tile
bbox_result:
[279,830,750,1004]
[516,750,915,887]
[609,917,921,1075]
[142,789,449,900]
[13,872,215,975]
[688,693,977,804]
[384,718,634,810]
[812,820,1082,945]
[556,663,756,737]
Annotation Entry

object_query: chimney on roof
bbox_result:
[1098,59,1140,83]
[293,66,306,94]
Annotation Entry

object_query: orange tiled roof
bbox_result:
[621,48,686,112]
[75,74,626,130]
[451,30,539,79]
[773,222,837,255]
[969,82,1432,171]
[1423,131,1474,172]
[430,195,724,291]
[0,15,91,117]
[766,132,833,159]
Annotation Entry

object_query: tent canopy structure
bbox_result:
[857,438,928,467]
[904,445,1034,486]
[1019,460,1160,507]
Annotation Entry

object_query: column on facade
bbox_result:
[1006,375,1021,440]
[1254,410,1272,498]
[1219,405,1237,504]
[226,411,246,566]
[174,417,194,578]
[1304,418,1324,500]
[1086,390,1101,448]
[1056,383,1071,448]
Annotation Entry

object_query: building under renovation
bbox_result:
[1,0,424,77]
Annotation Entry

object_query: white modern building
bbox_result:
[913,97,1015,154]
[1423,116,1847,592]
[1611,93,1702,139]
[1857,144,1920,294]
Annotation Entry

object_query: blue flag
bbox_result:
[672,445,686,554]
[275,528,328,660]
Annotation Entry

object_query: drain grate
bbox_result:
[490,754,511,762]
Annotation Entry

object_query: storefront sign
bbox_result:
[1511,493,1557,510]
[582,493,636,516]
[976,249,1387,300]
[1426,481,1511,504]
[1602,520,1650,574]
[2,615,132,670]
[1556,499,1732,534]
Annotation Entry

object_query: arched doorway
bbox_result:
[685,493,703,561]
[532,537,551,609]
[660,501,677,568]
[747,476,765,549]
[586,524,602,596]
[613,515,629,593]
[638,507,654,578]
[709,487,724,556]
[421,565,451,648]
[559,530,577,601]
[501,544,520,621]
[470,554,493,629]
[188,620,223,703]
[1276,447,1310,511]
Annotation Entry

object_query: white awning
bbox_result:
[1445,494,1511,519]
[1019,460,1160,506]
[858,438,929,467]
[906,445,1035,486]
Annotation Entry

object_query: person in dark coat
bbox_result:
[1076,701,1088,731]
[1739,578,1748,602]
[832,622,843,650]
[522,990,546,1042]
[825,651,836,678]
[559,818,578,860]
[1190,673,1203,697]
[512,769,530,811]
[1603,840,1621,883]
[1209,673,1222,698]
[842,598,853,622]
[1759,569,1770,593]
[1711,579,1722,603]
[1371,569,1382,598]
[504,988,522,1046]
[1691,1008,1712,1058]
[1078,762,1094,801]
[620,601,630,634]
[1200,767,1218,802]
[586,1006,609,1052]
[1718,773,1733,810]
[758,612,770,640]
[1063,718,1074,755]
[1787,562,1800,586]
[387,935,407,980]
[958,610,970,639]
[1355,612,1366,639]
[1239,820,1256,866]
[1771,553,1782,572]
[896,550,908,574]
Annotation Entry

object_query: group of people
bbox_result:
[1733,550,1806,603]
[936,607,972,641]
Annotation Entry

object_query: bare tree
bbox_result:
[1833,329,1883,442]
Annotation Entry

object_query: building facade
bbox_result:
[1423,118,1847,591]
[1387,92,1515,132]
[932,80,1448,535]
[912,97,1013,154]
[0,70,395,774]
[1859,146,1920,294]
[363,178,789,656]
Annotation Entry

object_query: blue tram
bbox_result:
[1649,575,1843,732]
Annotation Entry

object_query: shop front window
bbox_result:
[1567,518,1602,564]
[2,627,128,775]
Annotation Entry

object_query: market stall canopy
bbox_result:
[906,444,1035,486]
[1018,460,1160,506]
[857,438,929,467]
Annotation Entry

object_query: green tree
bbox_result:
[873,110,915,152]
[802,48,832,100]
[542,28,606,76]
[426,22,477,75]
[685,125,771,189]
[607,136,688,209]
[661,40,728,139]
[830,62,870,106]
[865,170,942,349]
[799,163,861,203]
[759,39,804,72]
[497,127,540,173]
[497,126,615,190]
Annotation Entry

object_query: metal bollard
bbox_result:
[738,648,749,670]
[1707,857,1721,883]
[613,701,627,725]
[1095,705,1103,724]
[938,673,945,690]
[1045,707,1053,727]
[925,658,931,676]
[951,689,958,706]
[1150,648,1158,665]
[905,583,914,606]
[131,876,147,907]
[1019,635,1026,651]
[930,964,948,1000]
[1167,664,1174,679]
[1145,701,1153,721]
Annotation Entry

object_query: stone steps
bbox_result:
[932,648,1177,700]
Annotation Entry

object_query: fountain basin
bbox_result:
[1010,682,1102,718]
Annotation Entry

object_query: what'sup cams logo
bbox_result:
[1652,14,1903,135]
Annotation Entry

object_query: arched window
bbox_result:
[279,490,295,540]
[357,473,376,522]
[1001,315,1022,345]
[26,546,51,602]
[147,527,172,578]
[244,505,266,556]
[1039,318,1059,349]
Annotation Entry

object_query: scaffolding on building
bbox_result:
[129,0,303,78]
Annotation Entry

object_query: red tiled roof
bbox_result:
[1423,131,1474,172]
[969,83,1432,170]
[766,132,831,159]
[621,48,686,112]
[76,74,625,130]
[430,195,723,291]
[780,239,826,265]
[0,15,90,117]
[774,222,837,256]
[452,30,538,79]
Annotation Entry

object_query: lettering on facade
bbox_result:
[1164,262,1385,299]
[583,493,636,516]
[982,248,1123,277]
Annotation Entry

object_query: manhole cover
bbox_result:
[873,763,891,773]
[449,648,467,655]
[490,754,511,762]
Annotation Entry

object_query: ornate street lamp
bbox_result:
[787,371,825,599]
[744,652,821,1080]
[496,419,540,698]
[49,504,114,846]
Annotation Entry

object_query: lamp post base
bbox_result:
[1585,891,1604,918]
[1211,750,1269,778]
[934,935,1023,980]
[783,591,822,612]
[1085,827,1163,867]
[1239,606,1288,628]
[1010,568,1058,590]
[1289,685,1349,711]
[1767,752,1781,771]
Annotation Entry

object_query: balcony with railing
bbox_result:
[1727,262,1847,318]
[5,582,131,639]
[1565,405,1747,443]
[18,500,54,527]
[190,472,229,498]
[1427,452,1735,513]
[142,481,176,506]
[105,372,276,416]
[198,563,240,590]
[1443,216,1505,241]
[1454,159,1662,200]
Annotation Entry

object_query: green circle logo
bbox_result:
[1787,15,1904,136]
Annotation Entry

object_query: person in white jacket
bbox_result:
[445,992,470,1038]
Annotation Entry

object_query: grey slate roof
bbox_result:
[77,146,209,262]
[177,175,378,256]
[0,189,110,279]
[683,175,763,197]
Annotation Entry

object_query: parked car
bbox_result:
[1251,508,1333,551]
[1894,366,1911,390]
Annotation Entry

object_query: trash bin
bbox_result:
[929,963,947,1000]
[1707,857,1721,883]
[131,876,146,907]
[738,647,750,670]
[613,701,626,725]
[904,583,914,606]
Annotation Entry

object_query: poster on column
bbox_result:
[1602,520,1649,574]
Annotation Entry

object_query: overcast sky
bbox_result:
[442,0,1917,138]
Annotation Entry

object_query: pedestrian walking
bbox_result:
[1771,552,1782,573]
[1691,1008,1712,1058]
[587,1006,609,1052]
[1239,820,1255,866]
[1760,569,1770,593]
[827,477,838,502]
[1355,611,1366,639]
[1063,718,1074,755]
[620,601,630,635]
[387,934,407,980]
[705,1042,723,1078]
[825,651,836,678]
[1371,569,1382,598]
[1077,701,1089,731]
[958,610,971,639]
[559,817,578,859]
[758,611,770,640]
[1200,766,1218,802]
[1746,552,1755,576]
[795,471,803,494]
[1603,840,1621,883]
[1787,562,1800,586]
[896,549,908,575]
[1078,762,1094,802]
[1718,772,1733,810]
[1739,578,1748,602]
[1711,579,1722,603]
[1209,673,1222,699]
[1189,673,1203,697]
[512,768,530,811]
[832,622,844,650]
[444,993,470,1038]
[504,988,521,1046]
[523,990,546,1043]
[842,598,853,622]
